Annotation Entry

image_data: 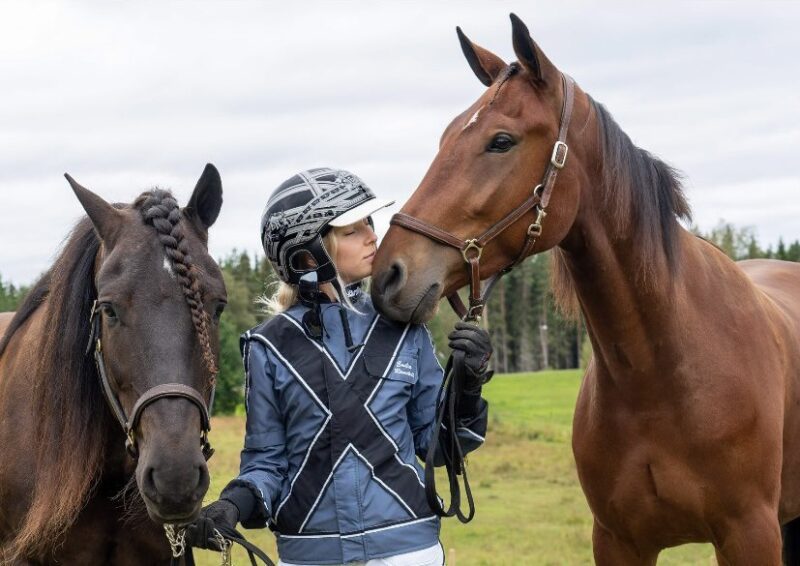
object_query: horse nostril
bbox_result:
[381,261,407,299]
[195,463,210,500]
[142,465,161,503]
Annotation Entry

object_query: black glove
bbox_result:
[184,499,239,551]
[448,321,493,393]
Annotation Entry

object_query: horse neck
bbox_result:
[559,218,699,395]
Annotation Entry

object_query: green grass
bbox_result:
[196,371,716,565]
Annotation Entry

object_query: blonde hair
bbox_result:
[262,229,357,314]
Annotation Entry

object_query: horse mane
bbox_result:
[552,97,692,317]
[9,187,213,560]
[5,216,111,559]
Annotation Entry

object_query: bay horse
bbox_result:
[0,165,226,564]
[371,14,800,565]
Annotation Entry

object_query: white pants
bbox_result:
[278,542,444,566]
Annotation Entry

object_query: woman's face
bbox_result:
[333,218,378,284]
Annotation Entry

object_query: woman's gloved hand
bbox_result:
[184,499,239,551]
[448,321,493,393]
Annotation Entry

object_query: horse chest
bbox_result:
[46,501,171,565]
[573,368,779,544]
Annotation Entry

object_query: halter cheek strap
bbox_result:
[391,73,575,322]
[87,300,215,460]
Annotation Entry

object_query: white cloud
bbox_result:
[1,2,799,283]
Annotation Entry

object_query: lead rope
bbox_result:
[424,350,476,523]
[406,74,575,525]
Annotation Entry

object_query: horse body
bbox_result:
[371,14,800,564]
[0,166,225,564]
[569,230,798,562]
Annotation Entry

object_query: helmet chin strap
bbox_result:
[298,272,363,353]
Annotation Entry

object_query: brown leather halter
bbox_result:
[391,72,575,322]
[87,300,215,460]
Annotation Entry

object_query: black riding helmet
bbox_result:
[260,167,393,285]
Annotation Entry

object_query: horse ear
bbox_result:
[64,173,123,242]
[456,26,506,87]
[510,13,554,85]
[185,163,223,235]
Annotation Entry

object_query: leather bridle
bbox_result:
[391,73,575,322]
[87,300,215,460]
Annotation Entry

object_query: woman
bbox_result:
[188,168,492,565]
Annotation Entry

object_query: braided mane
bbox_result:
[135,189,218,379]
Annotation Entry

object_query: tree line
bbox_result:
[1,221,798,414]
[0,277,29,312]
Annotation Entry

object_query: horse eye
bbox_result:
[487,133,516,153]
[212,302,226,323]
[100,303,118,323]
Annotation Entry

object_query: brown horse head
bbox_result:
[65,165,225,523]
[372,14,594,323]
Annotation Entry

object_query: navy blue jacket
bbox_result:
[225,293,488,565]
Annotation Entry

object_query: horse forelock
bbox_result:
[488,63,519,105]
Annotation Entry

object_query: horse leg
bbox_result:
[713,511,782,566]
[592,520,658,566]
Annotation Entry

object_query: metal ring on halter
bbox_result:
[125,429,138,458]
[466,304,484,323]
[461,239,483,263]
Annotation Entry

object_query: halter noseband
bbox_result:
[87,300,215,460]
[391,73,576,322]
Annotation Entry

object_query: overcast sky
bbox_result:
[1,1,798,285]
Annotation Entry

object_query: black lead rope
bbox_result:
[174,525,275,566]
[424,350,476,523]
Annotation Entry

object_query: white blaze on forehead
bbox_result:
[462,105,484,131]
[163,255,176,278]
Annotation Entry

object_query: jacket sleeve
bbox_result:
[408,326,488,465]
[224,335,288,529]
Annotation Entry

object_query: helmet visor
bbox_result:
[328,197,395,227]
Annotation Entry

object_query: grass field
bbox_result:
[196,371,716,565]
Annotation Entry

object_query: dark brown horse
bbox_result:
[371,14,800,565]
[0,165,226,564]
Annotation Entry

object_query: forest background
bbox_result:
[1,220,799,414]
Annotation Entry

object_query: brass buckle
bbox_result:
[125,428,138,458]
[527,206,547,236]
[461,239,483,263]
[465,304,483,323]
[551,141,568,169]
